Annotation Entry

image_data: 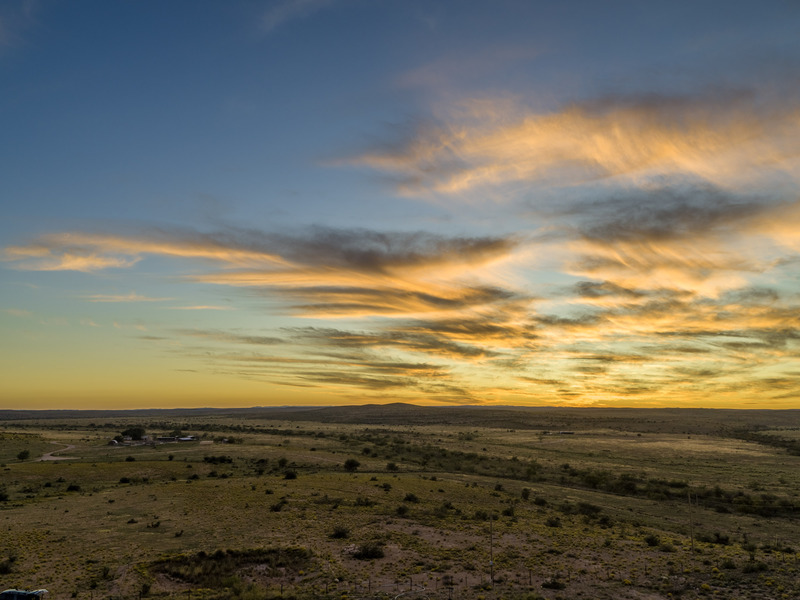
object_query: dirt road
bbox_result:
[39,442,76,461]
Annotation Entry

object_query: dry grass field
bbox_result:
[0,405,798,599]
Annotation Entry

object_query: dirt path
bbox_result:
[39,442,76,461]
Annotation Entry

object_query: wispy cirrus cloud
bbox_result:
[2,230,290,271]
[0,0,39,50]
[290,326,496,360]
[168,305,234,311]
[564,191,800,297]
[4,208,800,404]
[2,242,141,272]
[261,0,335,34]
[82,292,173,303]
[395,44,542,94]
[350,88,800,197]
[2,226,523,318]
[174,329,285,346]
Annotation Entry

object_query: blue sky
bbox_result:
[2,1,800,409]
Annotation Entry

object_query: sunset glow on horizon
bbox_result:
[2,1,800,409]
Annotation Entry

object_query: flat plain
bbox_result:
[0,405,798,600]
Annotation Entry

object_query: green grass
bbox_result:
[0,432,54,464]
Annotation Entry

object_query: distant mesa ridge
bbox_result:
[0,403,797,435]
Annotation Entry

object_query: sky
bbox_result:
[2,1,800,410]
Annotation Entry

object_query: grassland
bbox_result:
[0,405,798,599]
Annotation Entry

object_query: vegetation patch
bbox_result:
[150,547,313,587]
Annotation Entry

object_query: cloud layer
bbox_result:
[5,85,800,407]
[5,209,800,406]
[352,89,800,197]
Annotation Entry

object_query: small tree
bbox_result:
[344,458,360,472]
[121,427,145,440]
[16,450,30,461]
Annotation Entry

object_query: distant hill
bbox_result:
[235,403,800,435]
[1,403,798,435]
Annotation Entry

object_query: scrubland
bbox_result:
[0,405,798,599]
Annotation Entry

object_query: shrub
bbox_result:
[541,578,566,590]
[125,456,136,462]
[330,526,349,539]
[344,458,360,472]
[283,470,297,480]
[353,542,384,560]
[386,462,399,471]
[0,558,14,574]
[577,502,602,517]
[151,547,312,586]
[545,517,561,528]
[597,514,614,527]
[16,450,30,461]
[403,493,419,503]
[644,534,660,547]
[742,561,768,573]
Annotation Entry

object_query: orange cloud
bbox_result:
[353,92,800,196]
[3,227,524,320]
